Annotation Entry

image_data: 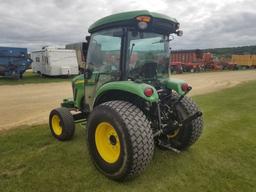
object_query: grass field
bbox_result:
[0,71,75,85]
[0,81,256,192]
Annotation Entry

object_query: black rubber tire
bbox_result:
[163,93,203,150]
[49,107,75,141]
[87,100,154,181]
[19,72,23,79]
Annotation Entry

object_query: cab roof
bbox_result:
[88,10,178,33]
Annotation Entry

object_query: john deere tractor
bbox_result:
[49,10,203,181]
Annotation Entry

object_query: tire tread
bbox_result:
[174,93,203,148]
[101,100,154,178]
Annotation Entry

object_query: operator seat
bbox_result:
[141,61,157,79]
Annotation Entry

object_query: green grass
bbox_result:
[0,71,75,85]
[1,81,256,192]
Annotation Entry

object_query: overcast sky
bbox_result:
[0,0,255,51]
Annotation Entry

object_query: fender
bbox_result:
[162,78,187,95]
[94,81,159,106]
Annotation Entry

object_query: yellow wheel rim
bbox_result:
[167,128,180,138]
[95,122,120,164]
[51,115,62,136]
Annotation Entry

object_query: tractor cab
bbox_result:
[86,11,182,83]
[81,10,183,110]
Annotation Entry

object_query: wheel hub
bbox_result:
[95,122,120,164]
[109,135,117,145]
[167,128,180,138]
[51,115,62,136]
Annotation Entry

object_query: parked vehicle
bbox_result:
[231,54,256,69]
[31,47,79,76]
[65,42,89,73]
[49,10,203,181]
[170,61,183,73]
[170,49,206,72]
[0,47,32,79]
[170,50,239,72]
[182,62,204,72]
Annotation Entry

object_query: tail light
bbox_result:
[181,83,191,92]
[144,87,154,97]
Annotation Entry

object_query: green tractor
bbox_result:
[49,10,203,181]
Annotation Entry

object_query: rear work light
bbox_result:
[144,87,154,97]
[138,22,148,29]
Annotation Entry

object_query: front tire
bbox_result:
[87,100,154,180]
[49,107,75,141]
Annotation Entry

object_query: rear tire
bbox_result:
[49,107,75,141]
[159,93,203,150]
[87,100,154,180]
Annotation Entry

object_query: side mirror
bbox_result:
[176,30,183,37]
[84,68,93,79]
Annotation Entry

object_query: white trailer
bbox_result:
[31,47,79,76]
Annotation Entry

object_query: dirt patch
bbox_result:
[175,70,256,96]
[0,82,72,132]
[0,70,255,132]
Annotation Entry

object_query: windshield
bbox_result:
[86,28,170,84]
[127,31,170,80]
